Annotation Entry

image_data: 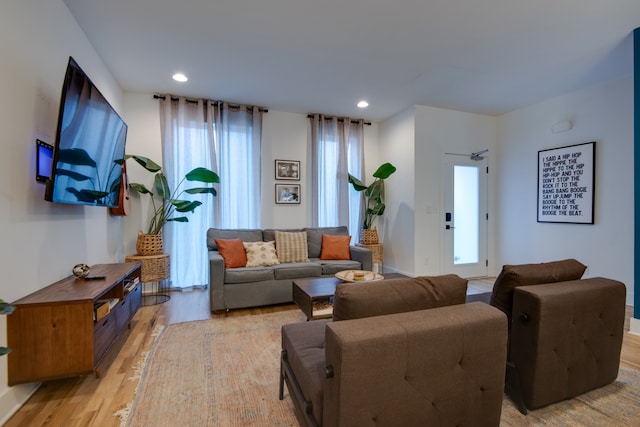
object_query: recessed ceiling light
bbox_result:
[172,73,188,82]
[357,100,369,108]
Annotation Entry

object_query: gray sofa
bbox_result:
[207,226,372,313]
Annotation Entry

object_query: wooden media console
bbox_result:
[7,263,142,385]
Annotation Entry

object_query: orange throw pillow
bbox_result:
[215,238,248,268]
[320,234,351,260]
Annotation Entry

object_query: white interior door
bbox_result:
[443,155,488,277]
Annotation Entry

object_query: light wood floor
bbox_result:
[5,285,640,426]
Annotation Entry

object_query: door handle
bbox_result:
[445,225,456,230]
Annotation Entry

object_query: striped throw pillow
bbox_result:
[274,230,309,263]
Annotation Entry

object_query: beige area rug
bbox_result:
[118,310,304,426]
[117,309,640,426]
[501,368,640,426]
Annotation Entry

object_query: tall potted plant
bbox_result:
[126,155,219,255]
[348,162,396,244]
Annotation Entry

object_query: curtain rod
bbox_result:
[153,94,268,113]
[307,114,371,126]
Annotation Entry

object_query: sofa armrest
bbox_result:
[323,302,507,426]
[349,245,372,271]
[209,250,226,312]
[510,277,626,409]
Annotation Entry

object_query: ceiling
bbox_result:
[63,0,639,122]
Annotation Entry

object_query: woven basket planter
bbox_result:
[125,253,170,282]
[361,228,379,244]
[136,231,164,255]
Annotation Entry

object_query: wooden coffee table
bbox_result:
[292,273,407,320]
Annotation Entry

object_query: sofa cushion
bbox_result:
[312,259,362,276]
[207,228,263,250]
[282,319,329,426]
[320,234,351,260]
[332,275,468,321]
[243,241,280,267]
[489,258,587,320]
[224,266,274,284]
[275,230,310,263]
[305,226,349,258]
[214,238,247,268]
[273,262,323,280]
[263,228,304,243]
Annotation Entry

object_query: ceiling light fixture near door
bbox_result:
[445,149,489,161]
[357,100,369,108]
[172,73,188,82]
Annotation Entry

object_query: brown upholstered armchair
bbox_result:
[487,259,627,413]
[280,276,509,426]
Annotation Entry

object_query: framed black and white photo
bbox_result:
[537,141,595,224]
[275,159,300,180]
[275,184,300,204]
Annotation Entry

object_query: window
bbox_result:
[310,116,364,241]
[160,98,263,289]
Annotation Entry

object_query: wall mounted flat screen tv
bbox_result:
[45,57,127,207]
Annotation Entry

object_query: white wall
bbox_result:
[261,111,311,228]
[121,93,163,256]
[378,108,416,275]
[379,105,497,277]
[0,0,126,422]
[496,76,634,305]
[414,106,497,276]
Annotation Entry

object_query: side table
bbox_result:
[124,253,170,305]
[356,243,383,272]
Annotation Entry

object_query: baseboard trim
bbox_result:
[380,266,414,277]
[0,382,40,425]
[631,317,640,336]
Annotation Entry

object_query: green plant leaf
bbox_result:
[185,187,217,196]
[129,183,152,194]
[371,204,386,216]
[349,162,396,230]
[186,168,220,183]
[348,174,367,191]
[126,155,162,172]
[365,180,383,199]
[372,162,396,180]
[172,200,203,213]
[0,347,11,356]
[154,174,170,199]
[167,217,189,223]
[170,199,191,209]
[0,302,15,315]
[127,154,218,233]
[57,148,97,168]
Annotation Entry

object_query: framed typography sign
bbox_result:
[537,141,595,224]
